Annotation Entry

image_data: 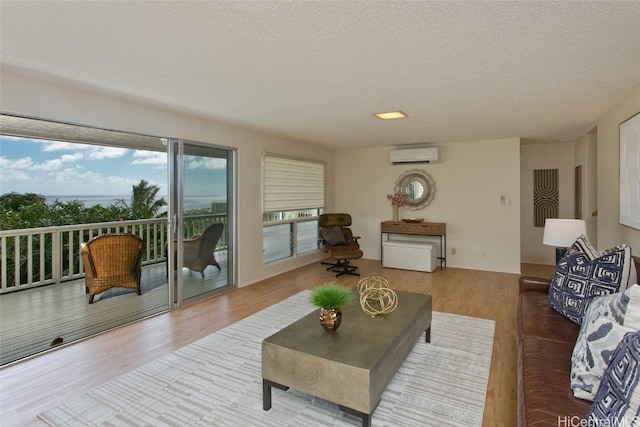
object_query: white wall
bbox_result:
[523,82,640,260]
[6,66,634,276]
[0,67,335,287]
[575,133,598,248]
[335,139,521,274]
[520,141,576,264]
[597,83,640,253]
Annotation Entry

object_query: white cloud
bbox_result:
[1,137,167,196]
[0,156,17,168]
[1,155,41,170]
[186,157,226,170]
[0,156,44,182]
[132,151,166,165]
[2,151,85,174]
[35,169,140,193]
[45,167,83,183]
[0,167,29,182]
[104,175,139,186]
[40,140,86,152]
[60,153,85,162]
[87,146,128,160]
[39,140,126,160]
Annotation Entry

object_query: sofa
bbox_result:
[517,257,640,426]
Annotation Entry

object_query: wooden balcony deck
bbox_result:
[0,253,230,366]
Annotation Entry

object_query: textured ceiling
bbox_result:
[1,1,640,150]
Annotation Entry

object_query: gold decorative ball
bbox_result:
[357,276,390,300]
[357,276,398,316]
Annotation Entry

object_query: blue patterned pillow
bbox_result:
[571,285,640,400]
[548,236,633,324]
[587,331,640,424]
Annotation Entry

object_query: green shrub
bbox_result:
[310,282,353,309]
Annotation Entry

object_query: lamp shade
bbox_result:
[542,219,587,247]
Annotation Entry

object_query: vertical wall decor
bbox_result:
[534,169,559,227]
[575,165,583,220]
[620,112,640,230]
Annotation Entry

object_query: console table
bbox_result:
[380,221,447,270]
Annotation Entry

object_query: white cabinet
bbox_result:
[380,221,446,271]
[382,240,438,272]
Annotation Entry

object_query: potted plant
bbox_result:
[310,282,353,331]
[387,192,407,222]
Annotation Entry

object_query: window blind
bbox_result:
[263,155,325,212]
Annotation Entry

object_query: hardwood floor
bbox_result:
[0,259,547,426]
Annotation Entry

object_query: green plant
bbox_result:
[310,283,353,309]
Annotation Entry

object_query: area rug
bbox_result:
[39,291,495,427]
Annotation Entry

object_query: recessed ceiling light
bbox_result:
[374,111,408,120]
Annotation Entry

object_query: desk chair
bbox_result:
[318,213,363,277]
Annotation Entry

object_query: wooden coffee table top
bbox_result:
[262,290,432,418]
[263,290,431,368]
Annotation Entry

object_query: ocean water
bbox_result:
[45,195,225,211]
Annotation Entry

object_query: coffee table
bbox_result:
[262,291,432,427]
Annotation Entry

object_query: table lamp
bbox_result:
[542,219,587,263]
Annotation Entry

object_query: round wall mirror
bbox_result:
[394,169,435,210]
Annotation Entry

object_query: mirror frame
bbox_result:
[394,169,436,210]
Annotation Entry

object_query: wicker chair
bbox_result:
[81,233,144,304]
[166,223,224,278]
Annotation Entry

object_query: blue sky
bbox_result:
[0,136,227,201]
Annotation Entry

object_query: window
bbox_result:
[262,155,325,263]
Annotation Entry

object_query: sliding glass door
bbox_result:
[0,113,236,364]
[169,140,235,305]
[0,114,172,365]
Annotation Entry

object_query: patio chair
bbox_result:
[166,222,224,278]
[81,233,144,304]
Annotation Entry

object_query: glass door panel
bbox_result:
[174,141,235,302]
[0,116,171,365]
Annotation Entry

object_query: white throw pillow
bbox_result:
[570,284,640,401]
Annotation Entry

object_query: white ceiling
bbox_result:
[1,1,640,150]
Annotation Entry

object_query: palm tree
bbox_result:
[128,180,167,219]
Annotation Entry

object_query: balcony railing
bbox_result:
[0,214,228,293]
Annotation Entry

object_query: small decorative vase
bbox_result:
[392,205,399,222]
[319,308,342,331]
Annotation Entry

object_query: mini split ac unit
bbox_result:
[388,147,438,164]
